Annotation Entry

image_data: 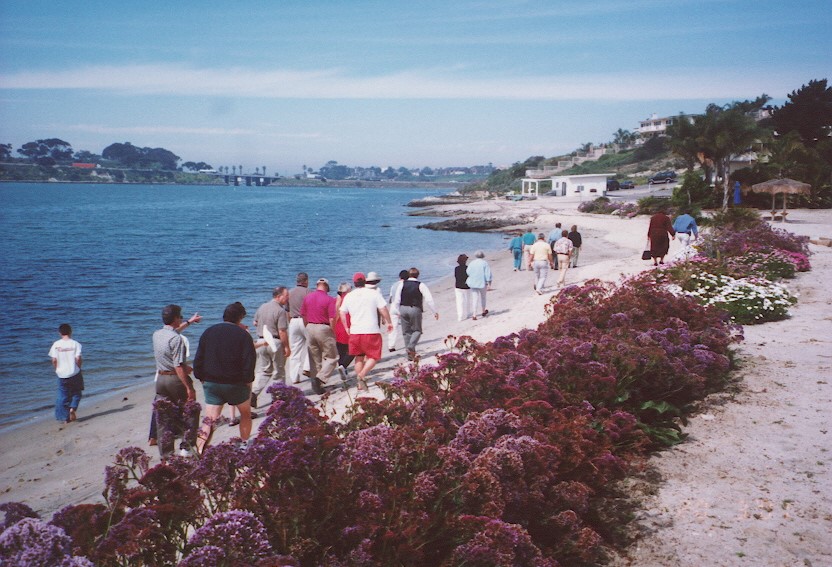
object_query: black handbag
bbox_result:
[641,240,651,260]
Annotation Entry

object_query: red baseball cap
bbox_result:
[353,272,366,283]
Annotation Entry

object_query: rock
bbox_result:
[417,216,529,232]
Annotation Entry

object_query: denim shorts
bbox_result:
[202,382,251,406]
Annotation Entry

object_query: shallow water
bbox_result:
[0,183,504,429]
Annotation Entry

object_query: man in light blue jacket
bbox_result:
[672,211,699,251]
[466,250,493,320]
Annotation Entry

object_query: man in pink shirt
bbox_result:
[300,278,338,394]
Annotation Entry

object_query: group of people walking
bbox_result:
[143,266,450,460]
[508,223,583,293]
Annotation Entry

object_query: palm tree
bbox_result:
[612,128,634,149]
[232,166,236,175]
[666,114,701,173]
[700,102,768,211]
[262,166,266,177]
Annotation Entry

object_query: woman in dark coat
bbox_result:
[647,209,675,266]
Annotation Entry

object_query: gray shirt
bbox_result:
[253,300,288,337]
[152,325,186,371]
[288,286,311,318]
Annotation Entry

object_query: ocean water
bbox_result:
[0,183,504,429]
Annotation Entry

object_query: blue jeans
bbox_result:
[512,249,523,270]
[56,372,84,422]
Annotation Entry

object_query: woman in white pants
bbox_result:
[453,254,472,321]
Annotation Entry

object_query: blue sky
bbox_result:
[1,0,829,174]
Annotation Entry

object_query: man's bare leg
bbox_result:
[197,404,223,454]
[235,400,252,441]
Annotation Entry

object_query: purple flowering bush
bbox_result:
[3,273,745,566]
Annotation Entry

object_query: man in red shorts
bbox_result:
[338,272,393,391]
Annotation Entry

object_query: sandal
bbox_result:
[357,378,369,391]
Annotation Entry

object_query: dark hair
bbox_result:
[457,254,468,265]
[354,278,366,288]
[161,304,182,325]
[399,269,409,280]
[570,225,577,232]
[409,267,420,278]
[296,272,309,285]
[561,229,569,237]
[58,323,72,336]
[223,301,246,323]
[272,286,287,297]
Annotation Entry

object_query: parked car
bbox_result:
[606,179,620,191]
[619,180,635,190]
[648,171,678,184]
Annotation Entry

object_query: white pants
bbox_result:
[533,260,549,291]
[557,254,570,285]
[388,306,400,349]
[454,288,472,321]
[470,287,487,316]
[287,318,311,384]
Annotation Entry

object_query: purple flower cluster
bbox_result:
[0,517,93,567]
[185,510,273,564]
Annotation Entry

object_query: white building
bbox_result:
[521,173,613,198]
[637,113,696,138]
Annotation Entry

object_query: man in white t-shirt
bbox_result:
[48,323,83,424]
[339,272,393,391]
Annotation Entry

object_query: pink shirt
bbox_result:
[301,290,336,324]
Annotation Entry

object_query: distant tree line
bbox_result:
[308,160,494,181]
[0,139,193,171]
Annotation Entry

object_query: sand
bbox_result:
[1,196,829,566]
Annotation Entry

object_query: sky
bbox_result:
[0,0,830,175]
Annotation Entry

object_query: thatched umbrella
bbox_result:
[743,178,811,221]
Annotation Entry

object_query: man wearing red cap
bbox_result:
[338,272,393,391]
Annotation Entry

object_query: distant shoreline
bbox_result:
[0,178,470,189]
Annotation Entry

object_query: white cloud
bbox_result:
[0,63,816,101]
[61,124,256,136]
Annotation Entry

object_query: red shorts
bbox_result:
[348,333,383,360]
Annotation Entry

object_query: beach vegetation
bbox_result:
[646,215,809,325]
[1,267,748,565]
[671,170,714,209]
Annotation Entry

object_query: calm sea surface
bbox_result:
[0,183,504,430]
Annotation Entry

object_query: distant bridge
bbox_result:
[210,173,281,186]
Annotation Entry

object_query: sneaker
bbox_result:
[229,417,241,427]
[178,448,191,458]
[311,377,324,395]
[250,411,259,419]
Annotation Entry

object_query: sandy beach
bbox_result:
[1,196,830,565]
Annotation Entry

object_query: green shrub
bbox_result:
[636,196,672,215]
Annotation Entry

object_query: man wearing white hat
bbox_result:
[339,272,393,391]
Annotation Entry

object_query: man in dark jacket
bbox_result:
[194,302,256,452]
[567,225,583,268]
